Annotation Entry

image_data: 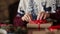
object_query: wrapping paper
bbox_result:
[27,20,53,31]
[29,20,47,30]
[29,20,47,24]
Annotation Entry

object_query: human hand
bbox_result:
[21,13,32,22]
[37,11,50,20]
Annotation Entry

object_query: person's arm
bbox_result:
[46,0,56,13]
[14,0,32,27]
[50,0,60,20]
[46,0,59,20]
[14,0,26,27]
[50,10,60,20]
[37,0,56,20]
[17,0,25,17]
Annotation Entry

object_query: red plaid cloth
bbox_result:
[50,9,60,20]
[13,16,24,27]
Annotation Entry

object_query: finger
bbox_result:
[37,12,40,20]
[26,14,30,19]
[43,13,50,19]
[37,12,42,20]
[24,16,28,21]
[27,14,32,21]
[25,14,31,22]
[29,14,32,20]
[22,17,24,21]
[39,12,45,20]
[43,14,47,19]
[22,15,26,21]
[22,14,29,21]
[25,15,29,21]
[22,14,28,21]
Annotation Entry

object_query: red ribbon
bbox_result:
[29,20,47,30]
[30,20,60,31]
[30,20,47,24]
[49,25,60,31]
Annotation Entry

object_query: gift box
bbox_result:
[27,20,52,28]
[27,20,53,34]
[27,23,52,28]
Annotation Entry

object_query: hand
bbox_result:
[37,11,50,20]
[21,13,32,22]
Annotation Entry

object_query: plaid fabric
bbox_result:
[13,16,28,27]
[50,9,60,20]
[13,16,23,27]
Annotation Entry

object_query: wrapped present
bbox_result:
[27,20,52,28]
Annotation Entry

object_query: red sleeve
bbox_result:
[13,16,24,27]
[50,10,60,20]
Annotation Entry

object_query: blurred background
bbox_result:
[0,0,20,24]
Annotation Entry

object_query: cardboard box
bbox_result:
[27,22,52,28]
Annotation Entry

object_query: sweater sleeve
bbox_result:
[13,0,27,27]
[50,10,60,20]
[17,0,26,17]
